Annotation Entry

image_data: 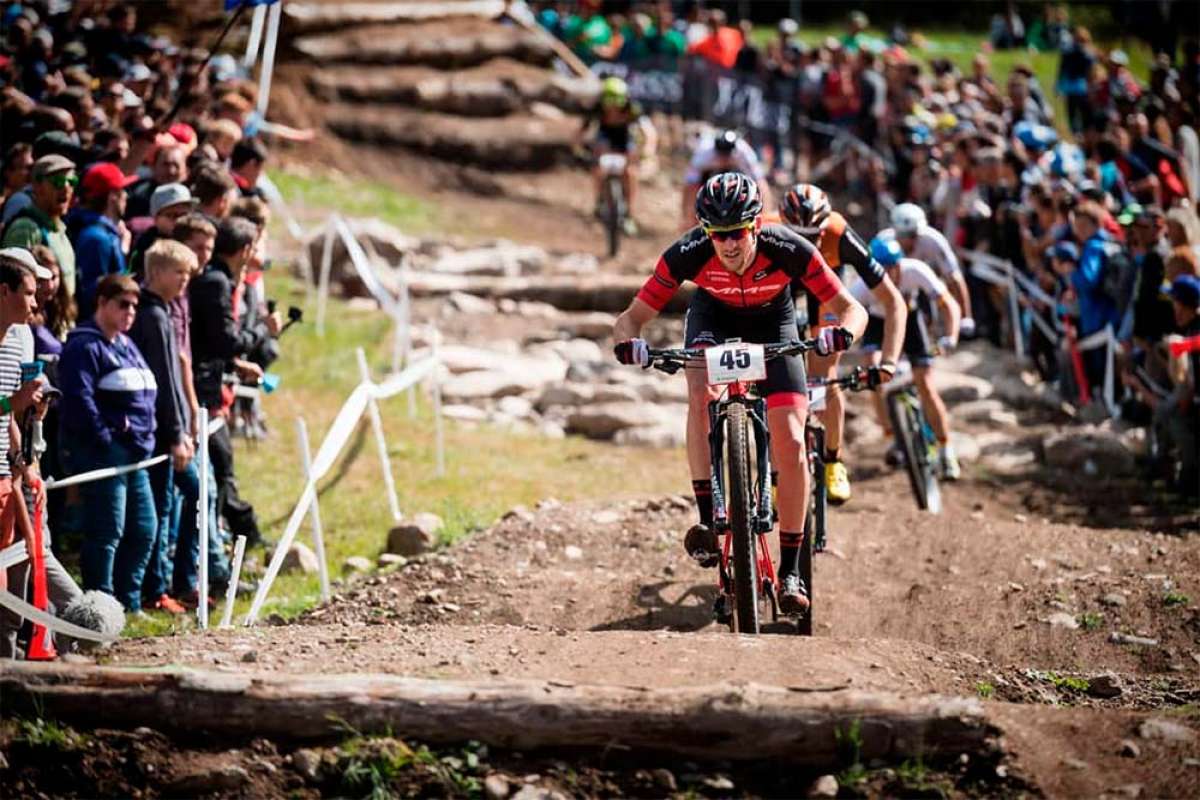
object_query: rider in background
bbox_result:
[680,130,772,231]
[581,76,642,235]
[860,237,963,480]
[879,203,975,340]
[780,183,907,505]
[612,173,866,615]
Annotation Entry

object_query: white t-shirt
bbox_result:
[684,138,765,184]
[850,257,947,316]
[0,324,34,478]
[878,223,961,278]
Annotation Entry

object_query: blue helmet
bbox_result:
[1050,143,1084,178]
[870,236,904,267]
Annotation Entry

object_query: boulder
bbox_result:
[1137,718,1197,743]
[442,355,566,399]
[428,242,547,277]
[592,384,643,403]
[387,513,443,555]
[566,402,656,439]
[932,372,994,404]
[557,311,616,340]
[536,383,594,410]
[342,556,373,574]
[529,338,604,365]
[1042,428,1136,476]
[496,395,535,419]
[438,345,516,374]
[282,543,320,575]
[954,398,1019,427]
[614,424,686,448]
[442,404,489,422]
[445,291,497,315]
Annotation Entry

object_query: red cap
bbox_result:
[80,162,138,198]
[168,122,197,146]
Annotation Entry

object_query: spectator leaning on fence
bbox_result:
[59,273,158,614]
[2,154,77,298]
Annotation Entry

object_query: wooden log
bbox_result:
[285,1,507,34]
[295,20,554,69]
[0,663,1000,764]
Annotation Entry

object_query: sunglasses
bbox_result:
[46,173,79,190]
[704,223,754,242]
[116,299,138,311]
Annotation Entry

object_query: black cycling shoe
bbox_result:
[712,594,732,625]
[779,573,810,616]
[684,524,720,568]
[884,443,907,468]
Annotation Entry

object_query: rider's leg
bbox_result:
[623,159,638,219]
[767,399,809,562]
[867,349,890,435]
[913,365,950,443]
[686,365,719,523]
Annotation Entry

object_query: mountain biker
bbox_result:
[581,76,643,235]
[780,183,907,505]
[860,237,963,480]
[680,129,772,231]
[612,172,867,616]
[879,203,975,339]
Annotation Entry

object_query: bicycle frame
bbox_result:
[707,381,778,611]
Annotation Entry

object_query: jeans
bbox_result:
[78,441,158,612]
[169,457,230,597]
[144,460,174,600]
[208,420,261,543]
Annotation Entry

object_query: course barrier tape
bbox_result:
[0,588,119,643]
[243,355,441,626]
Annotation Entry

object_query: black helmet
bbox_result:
[695,172,762,228]
[780,183,831,233]
[714,129,740,154]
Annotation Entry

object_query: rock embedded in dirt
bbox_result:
[282,543,320,575]
[1042,428,1136,476]
[933,371,995,404]
[484,773,511,799]
[377,553,407,569]
[343,556,373,574]
[1044,612,1080,630]
[387,513,443,555]
[1101,593,1127,608]
[1087,673,1123,698]
[447,291,498,314]
[563,545,583,560]
[1138,718,1198,743]
[565,402,656,439]
[1110,632,1159,647]
[1120,739,1141,758]
[168,765,251,794]
[808,774,839,797]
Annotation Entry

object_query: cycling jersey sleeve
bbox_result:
[761,225,841,305]
[900,258,949,299]
[839,225,885,289]
[924,226,961,277]
[635,229,711,311]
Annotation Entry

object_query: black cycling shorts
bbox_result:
[595,125,635,154]
[862,308,934,368]
[685,289,808,409]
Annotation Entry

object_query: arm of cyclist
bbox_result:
[935,287,962,349]
[839,225,906,378]
[926,227,974,333]
[612,297,658,365]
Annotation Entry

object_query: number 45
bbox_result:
[719,349,751,369]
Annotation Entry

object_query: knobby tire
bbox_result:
[889,391,929,511]
[727,402,760,635]
[603,178,622,259]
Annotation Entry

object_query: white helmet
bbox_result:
[891,203,926,237]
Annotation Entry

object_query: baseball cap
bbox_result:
[125,62,153,83]
[0,247,54,280]
[150,183,196,216]
[1116,202,1143,226]
[32,154,75,181]
[1047,241,1079,263]
[80,162,138,198]
[1168,275,1200,309]
[1109,49,1129,67]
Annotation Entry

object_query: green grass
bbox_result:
[15,717,84,751]
[267,169,444,234]
[975,681,995,699]
[1078,611,1104,631]
[1163,591,1191,608]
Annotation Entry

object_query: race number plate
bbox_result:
[808,385,827,411]
[705,342,766,385]
[598,153,627,175]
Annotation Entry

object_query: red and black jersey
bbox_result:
[637,223,843,312]
[793,211,885,293]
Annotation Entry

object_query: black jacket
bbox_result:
[127,288,188,454]
[188,258,267,409]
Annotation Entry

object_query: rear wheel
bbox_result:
[602,177,623,258]
[727,402,760,635]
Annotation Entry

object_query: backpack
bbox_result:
[1099,240,1135,316]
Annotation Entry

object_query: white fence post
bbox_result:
[432,327,446,477]
[356,348,403,522]
[197,408,210,630]
[218,535,247,629]
[316,215,336,337]
[1007,272,1025,360]
[296,416,331,602]
[243,2,267,68]
[255,0,282,117]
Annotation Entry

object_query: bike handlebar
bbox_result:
[807,365,876,393]
[645,339,819,375]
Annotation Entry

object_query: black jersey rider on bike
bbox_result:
[613,173,867,614]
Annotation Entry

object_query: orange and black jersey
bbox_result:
[637,223,842,312]
[791,211,885,294]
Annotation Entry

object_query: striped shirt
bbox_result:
[0,325,33,477]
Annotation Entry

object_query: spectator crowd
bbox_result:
[542,2,1200,496]
[0,0,292,656]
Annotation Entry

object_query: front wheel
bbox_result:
[602,177,623,258]
[726,401,760,634]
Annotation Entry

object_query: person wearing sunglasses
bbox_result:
[613,172,867,616]
[780,183,907,506]
[59,273,160,616]
[2,154,78,300]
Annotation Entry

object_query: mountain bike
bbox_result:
[597,153,628,258]
[796,366,875,635]
[886,383,942,514]
[647,337,821,635]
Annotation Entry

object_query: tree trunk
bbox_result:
[0,663,1000,764]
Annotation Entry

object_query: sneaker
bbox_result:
[180,591,217,611]
[825,460,851,505]
[939,444,962,481]
[884,443,906,467]
[712,594,732,625]
[684,523,720,568]
[621,217,639,236]
[150,594,187,615]
[779,573,810,616]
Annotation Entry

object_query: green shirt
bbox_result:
[2,204,76,296]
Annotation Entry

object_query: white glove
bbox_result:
[937,335,956,353]
[960,317,976,338]
[614,338,650,366]
[814,326,854,357]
